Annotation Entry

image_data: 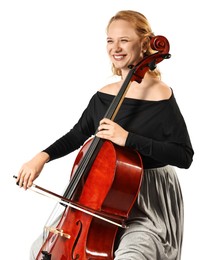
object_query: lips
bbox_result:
[113,54,126,61]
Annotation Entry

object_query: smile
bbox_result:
[113,55,126,61]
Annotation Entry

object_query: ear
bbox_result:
[141,37,149,53]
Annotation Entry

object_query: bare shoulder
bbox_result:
[127,76,172,101]
[151,78,172,100]
[98,77,171,101]
[99,81,121,96]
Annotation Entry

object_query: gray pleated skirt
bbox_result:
[30,165,183,260]
[114,165,183,260]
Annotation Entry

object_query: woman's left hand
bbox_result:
[96,118,128,146]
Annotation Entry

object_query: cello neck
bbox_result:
[62,68,135,200]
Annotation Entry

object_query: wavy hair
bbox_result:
[107,10,161,78]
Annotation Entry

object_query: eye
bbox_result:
[107,39,113,44]
[121,39,128,42]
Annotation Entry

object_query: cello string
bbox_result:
[63,135,102,199]
[63,71,134,199]
[65,69,135,198]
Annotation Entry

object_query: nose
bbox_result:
[113,41,122,52]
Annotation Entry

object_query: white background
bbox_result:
[0,0,208,259]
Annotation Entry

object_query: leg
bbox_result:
[114,229,160,260]
[29,233,44,260]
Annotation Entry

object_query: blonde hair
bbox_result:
[107,10,161,78]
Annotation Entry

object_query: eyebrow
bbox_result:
[106,36,130,40]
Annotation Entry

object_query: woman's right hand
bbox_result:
[16,152,50,190]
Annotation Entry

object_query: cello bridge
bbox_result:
[45,226,71,239]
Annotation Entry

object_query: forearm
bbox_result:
[35,151,50,164]
[43,128,89,162]
[126,132,194,169]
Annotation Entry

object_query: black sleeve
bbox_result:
[43,94,98,161]
[43,128,89,161]
[126,132,194,169]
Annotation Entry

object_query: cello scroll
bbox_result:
[131,35,171,83]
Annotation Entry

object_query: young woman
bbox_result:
[17,10,194,260]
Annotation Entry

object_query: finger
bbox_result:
[16,169,23,184]
[27,175,35,188]
[98,124,110,131]
[18,173,25,187]
[99,118,112,126]
[23,173,31,190]
[16,169,29,189]
[96,130,112,140]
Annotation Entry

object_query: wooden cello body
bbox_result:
[35,36,170,260]
[36,140,143,259]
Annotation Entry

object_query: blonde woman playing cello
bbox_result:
[17,10,194,260]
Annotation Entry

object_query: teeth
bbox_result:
[114,55,124,60]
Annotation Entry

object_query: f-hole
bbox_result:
[71,220,83,260]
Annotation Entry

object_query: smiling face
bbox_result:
[107,19,145,74]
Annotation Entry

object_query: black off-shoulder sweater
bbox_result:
[43,91,194,169]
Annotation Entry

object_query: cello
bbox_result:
[16,35,170,260]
